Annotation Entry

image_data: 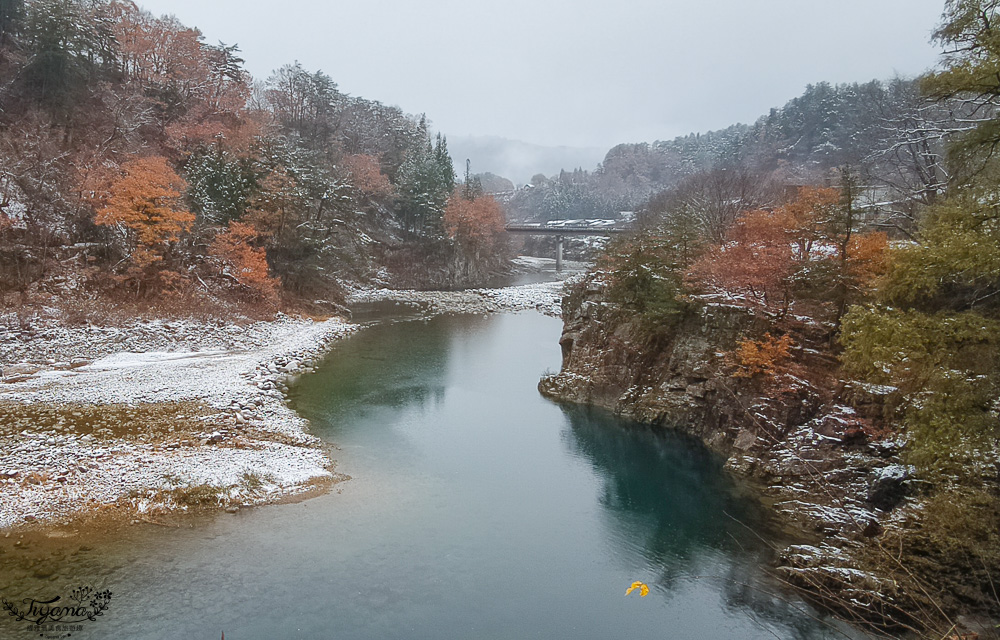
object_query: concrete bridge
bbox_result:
[505,221,630,270]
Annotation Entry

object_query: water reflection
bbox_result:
[297,314,454,420]
[561,404,758,550]
[560,404,861,640]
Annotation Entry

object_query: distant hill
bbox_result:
[595,80,913,200]
[474,172,515,194]
[447,135,606,187]
[505,78,953,222]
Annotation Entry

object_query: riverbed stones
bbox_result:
[734,429,757,451]
[866,465,912,512]
[4,363,43,377]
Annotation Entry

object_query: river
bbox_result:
[0,310,861,639]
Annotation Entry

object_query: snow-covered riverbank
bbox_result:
[0,314,358,529]
[347,279,573,317]
[0,276,576,530]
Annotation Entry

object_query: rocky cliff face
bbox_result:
[539,277,961,631]
[541,279,837,462]
[542,281,773,453]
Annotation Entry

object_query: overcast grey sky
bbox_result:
[139,0,947,150]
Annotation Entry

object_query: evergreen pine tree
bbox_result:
[462,159,484,201]
[396,129,455,239]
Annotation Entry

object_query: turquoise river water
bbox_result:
[0,311,864,639]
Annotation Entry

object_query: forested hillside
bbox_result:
[0,0,509,316]
[507,78,974,228]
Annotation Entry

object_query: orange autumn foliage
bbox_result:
[165,111,262,156]
[209,222,279,300]
[94,156,194,269]
[782,186,840,259]
[846,231,889,291]
[111,4,207,95]
[687,186,887,314]
[341,154,393,201]
[110,2,253,153]
[686,208,795,310]
[729,333,794,379]
[444,192,506,253]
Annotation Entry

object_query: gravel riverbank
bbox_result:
[347,279,572,317]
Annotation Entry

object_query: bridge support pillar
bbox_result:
[556,235,564,272]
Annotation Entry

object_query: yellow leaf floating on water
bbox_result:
[625,581,650,597]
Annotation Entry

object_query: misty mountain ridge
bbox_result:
[446,135,606,187]
[503,78,950,222]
